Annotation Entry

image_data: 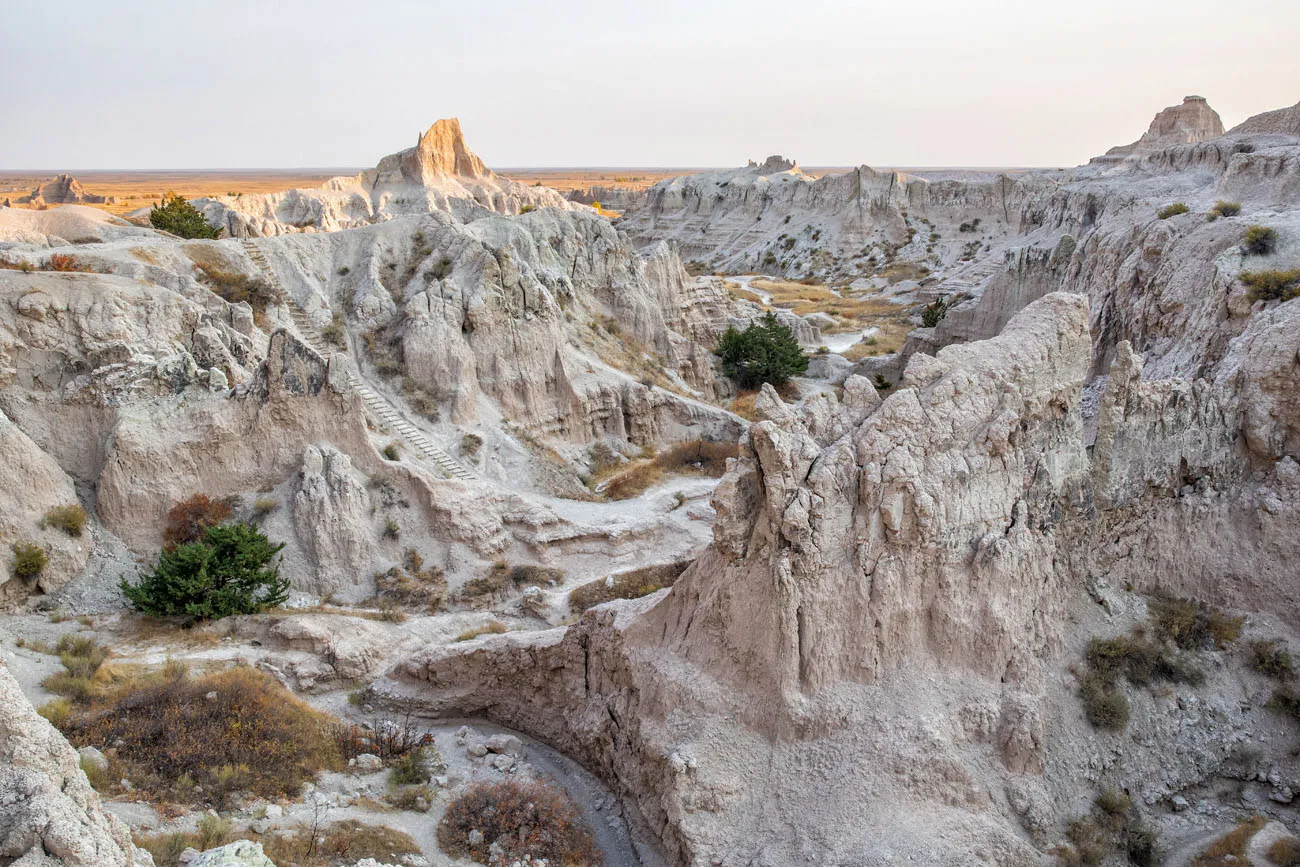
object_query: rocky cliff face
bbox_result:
[0,659,150,865]
[387,286,1300,865]
[17,174,115,208]
[195,119,580,238]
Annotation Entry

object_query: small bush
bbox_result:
[80,753,112,791]
[716,312,808,388]
[383,517,400,540]
[11,542,48,580]
[388,745,433,785]
[1094,788,1131,816]
[458,561,564,602]
[195,266,280,321]
[1249,639,1295,680]
[1158,203,1189,219]
[337,265,351,276]
[921,297,950,328]
[428,255,453,280]
[1149,595,1242,650]
[386,783,434,812]
[519,204,535,214]
[1211,201,1241,218]
[1243,225,1278,255]
[569,561,690,612]
[163,494,235,546]
[460,433,483,459]
[382,442,401,461]
[122,522,288,620]
[437,780,598,866]
[42,504,88,537]
[1241,268,1300,303]
[56,634,109,680]
[321,312,347,350]
[251,496,280,520]
[1079,671,1131,731]
[150,193,219,239]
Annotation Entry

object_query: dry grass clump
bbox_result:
[437,780,599,866]
[1192,815,1267,866]
[1268,836,1300,866]
[11,541,48,579]
[1149,595,1243,650]
[599,439,739,500]
[455,620,509,642]
[42,504,88,537]
[63,666,341,805]
[569,561,691,612]
[374,548,447,613]
[193,264,281,326]
[41,635,113,702]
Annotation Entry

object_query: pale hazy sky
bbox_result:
[3,0,1297,170]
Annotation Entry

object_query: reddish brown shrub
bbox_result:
[437,780,599,866]
[163,494,235,545]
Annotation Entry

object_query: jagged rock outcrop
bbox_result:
[1097,96,1225,162]
[17,174,115,208]
[195,119,580,238]
[0,659,150,866]
[386,290,1300,865]
[291,444,376,600]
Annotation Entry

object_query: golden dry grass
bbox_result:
[745,278,915,355]
[1193,815,1267,866]
[597,439,739,500]
[0,170,346,216]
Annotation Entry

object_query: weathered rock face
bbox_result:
[619,156,1040,281]
[389,290,1300,865]
[0,659,150,866]
[1228,100,1300,137]
[1098,96,1225,161]
[291,444,375,601]
[195,119,580,238]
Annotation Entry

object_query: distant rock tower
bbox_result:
[1097,95,1226,162]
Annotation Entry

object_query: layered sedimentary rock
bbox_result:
[1096,95,1225,162]
[195,119,581,237]
[388,288,1300,864]
[17,174,116,208]
[0,659,150,866]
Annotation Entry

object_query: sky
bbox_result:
[3,0,1298,170]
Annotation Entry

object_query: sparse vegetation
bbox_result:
[251,495,280,520]
[150,193,219,239]
[458,561,564,602]
[438,780,599,866]
[716,313,808,388]
[1243,225,1278,256]
[11,542,48,580]
[519,204,535,214]
[42,503,88,537]
[1249,639,1295,680]
[569,561,690,611]
[598,439,739,501]
[1268,836,1300,866]
[321,311,347,349]
[1157,202,1189,219]
[1192,815,1267,867]
[1241,269,1300,303]
[374,548,447,612]
[121,522,289,620]
[460,433,483,459]
[61,666,342,806]
[455,620,509,642]
[383,516,400,540]
[1149,595,1243,650]
[1211,201,1241,218]
[382,442,401,461]
[136,818,418,867]
[428,255,453,280]
[1053,790,1159,867]
[194,266,280,323]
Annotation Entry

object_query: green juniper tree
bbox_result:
[716,313,809,389]
[122,523,288,620]
[149,192,220,239]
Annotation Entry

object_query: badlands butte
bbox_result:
[1,95,1300,867]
